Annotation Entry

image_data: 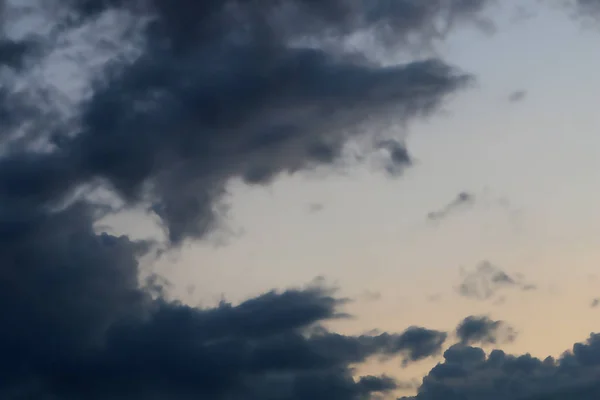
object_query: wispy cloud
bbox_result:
[427,191,476,222]
[457,261,536,302]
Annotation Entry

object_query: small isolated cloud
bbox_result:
[508,90,527,103]
[591,298,600,308]
[427,191,476,222]
[455,315,517,346]
[377,139,414,177]
[457,261,535,301]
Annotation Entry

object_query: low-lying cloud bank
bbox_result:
[401,333,600,400]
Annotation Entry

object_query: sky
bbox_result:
[2,0,600,399]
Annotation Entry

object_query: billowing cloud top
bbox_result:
[402,334,600,400]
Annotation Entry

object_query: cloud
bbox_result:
[455,315,517,346]
[508,89,527,103]
[400,334,600,400]
[427,191,475,222]
[377,138,414,176]
[0,1,496,399]
[1,278,451,399]
[0,0,492,244]
[457,261,536,301]
[591,298,600,308]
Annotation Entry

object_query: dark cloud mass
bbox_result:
[6,0,489,244]
[1,280,449,399]
[0,0,494,399]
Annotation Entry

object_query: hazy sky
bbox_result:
[2,1,600,399]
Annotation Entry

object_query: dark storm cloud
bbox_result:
[1,280,449,399]
[457,261,536,301]
[400,333,600,400]
[77,56,467,243]
[455,315,517,346]
[0,0,491,243]
[0,1,494,399]
[427,191,475,222]
[2,0,493,244]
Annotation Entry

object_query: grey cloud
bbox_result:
[591,298,600,308]
[400,334,600,400]
[0,0,489,244]
[0,279,449,399]
[455,315,517,346]
[383,326,448,366]
[457,261,535,301]
[427,191,475,222]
